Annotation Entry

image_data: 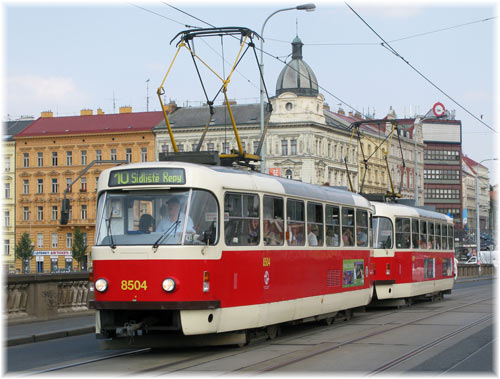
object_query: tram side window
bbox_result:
[342,207,355,247]
[307,202,323,246]
[356,209,368,247]
[424,258,435,279]
[395,218,411,249]
[412,219,419,249]
[287,199,305,246]
[372,217,393,249]
[263,196,284,246]
[428,222,435,249]
[448,225,454,249]
[224,193,259,246]
[420,220,428,249]
[435,223,441,249]
[442,224,448,250]
[325,205,340,247]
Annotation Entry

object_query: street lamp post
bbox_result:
[476,158,497,268]
[259,3,316,173]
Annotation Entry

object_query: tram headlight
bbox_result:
[162,278,176,292]
[95,278,108,293]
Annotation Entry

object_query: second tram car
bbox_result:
[371,202,455,304]
[90,162,374,346]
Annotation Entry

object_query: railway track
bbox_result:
[28,284,493,374]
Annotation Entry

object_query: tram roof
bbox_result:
[100,161,371,209]
[372,201,452,223]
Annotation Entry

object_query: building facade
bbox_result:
[13,108,162,273]
[3,119,35,273]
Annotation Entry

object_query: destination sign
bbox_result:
[108,168,186,187]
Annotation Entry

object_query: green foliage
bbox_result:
[72,227,88,269]
[15,233,34,273]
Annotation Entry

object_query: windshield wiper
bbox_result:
[106,217,116,249]
[153,220,181,249]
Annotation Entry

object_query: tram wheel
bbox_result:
[343,309,353,321]
[266,325,281,340]
[323,317,335,326]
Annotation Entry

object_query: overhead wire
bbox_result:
[345,2,496,134]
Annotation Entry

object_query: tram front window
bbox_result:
[95,189,218,246]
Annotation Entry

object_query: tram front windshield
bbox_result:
[95,189,218,246]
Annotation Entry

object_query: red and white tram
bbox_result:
[371,202,455,305]
[90,162,374,346]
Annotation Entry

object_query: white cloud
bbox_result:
[7,74,90,118]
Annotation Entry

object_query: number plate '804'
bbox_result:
[121,280,148,291]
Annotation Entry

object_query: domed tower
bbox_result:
[276,36,319,97]
[271,35,325,124]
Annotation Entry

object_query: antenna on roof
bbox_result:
[146,79,150,112]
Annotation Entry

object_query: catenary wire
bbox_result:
[345,2,496,134]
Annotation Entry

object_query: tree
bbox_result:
[72,227,88,271]
[15,233,34,273]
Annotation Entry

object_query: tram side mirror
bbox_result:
[60,198,70,225]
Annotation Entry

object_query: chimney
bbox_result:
[166,100,178,113]
[223,99,237,105]
[80,109,93,116]
[119,106,132,114]
[41,111,53,118]
[338,107,345,115]
[97,108,104,115]
[348,111,353,117]
[323,102,330,112]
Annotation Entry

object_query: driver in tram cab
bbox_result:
[156,196,195,241]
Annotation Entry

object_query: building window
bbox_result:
[83,232,88,246]
[253,141,259,154]
[281,140,288,156]
[178,144,184,152]
[23,207,30,221]
[4,156,10,172]
[66,151,73,166]
[111,149,117,161]
[291,140,297,155]
[126,148,132,163]
[4,240,10,256]
[23,153,29,168]
[37,206,43,221]
[161,144,169,153]
[37,233,44,248]
[95,149,102,161]
[208,143,214,152]
[37,152,43,167]
[4,211,10,227]
[52,206,58,221]
[222,142,229,154]
[81,205,87,220]
[69,205,72,220]
[37,179,43,194]
[141,148,147,162]
[81,150,87,165]
[192,144,198,152]
[286,169,292,180]
[4,182,10,199]
[52,152,58,166]
[66,233,72,248]
[95,177,99,191]
[52,233,58,248]
[66,178,72,193]
[51,179,58,193]
[81,178,87,192]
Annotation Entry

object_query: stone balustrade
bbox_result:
[6,272,91,321]
[4,266,495,322]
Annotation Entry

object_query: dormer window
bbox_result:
[285,102,293,111]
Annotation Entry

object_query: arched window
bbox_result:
[285,169,292,179]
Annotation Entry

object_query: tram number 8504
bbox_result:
[121,280,148,291]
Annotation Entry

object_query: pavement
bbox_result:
[4,275,495,347]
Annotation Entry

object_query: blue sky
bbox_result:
[3,0,498,183]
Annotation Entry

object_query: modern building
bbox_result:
[462,155,491,233]
[3,118,35,273]
[421,116,463,226]
[13,107,163,273]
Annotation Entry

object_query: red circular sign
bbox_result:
[433,102,446,117]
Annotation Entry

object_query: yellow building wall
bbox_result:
[3,140,17,273]
[357,134,387,195]
[14,130,155,273]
